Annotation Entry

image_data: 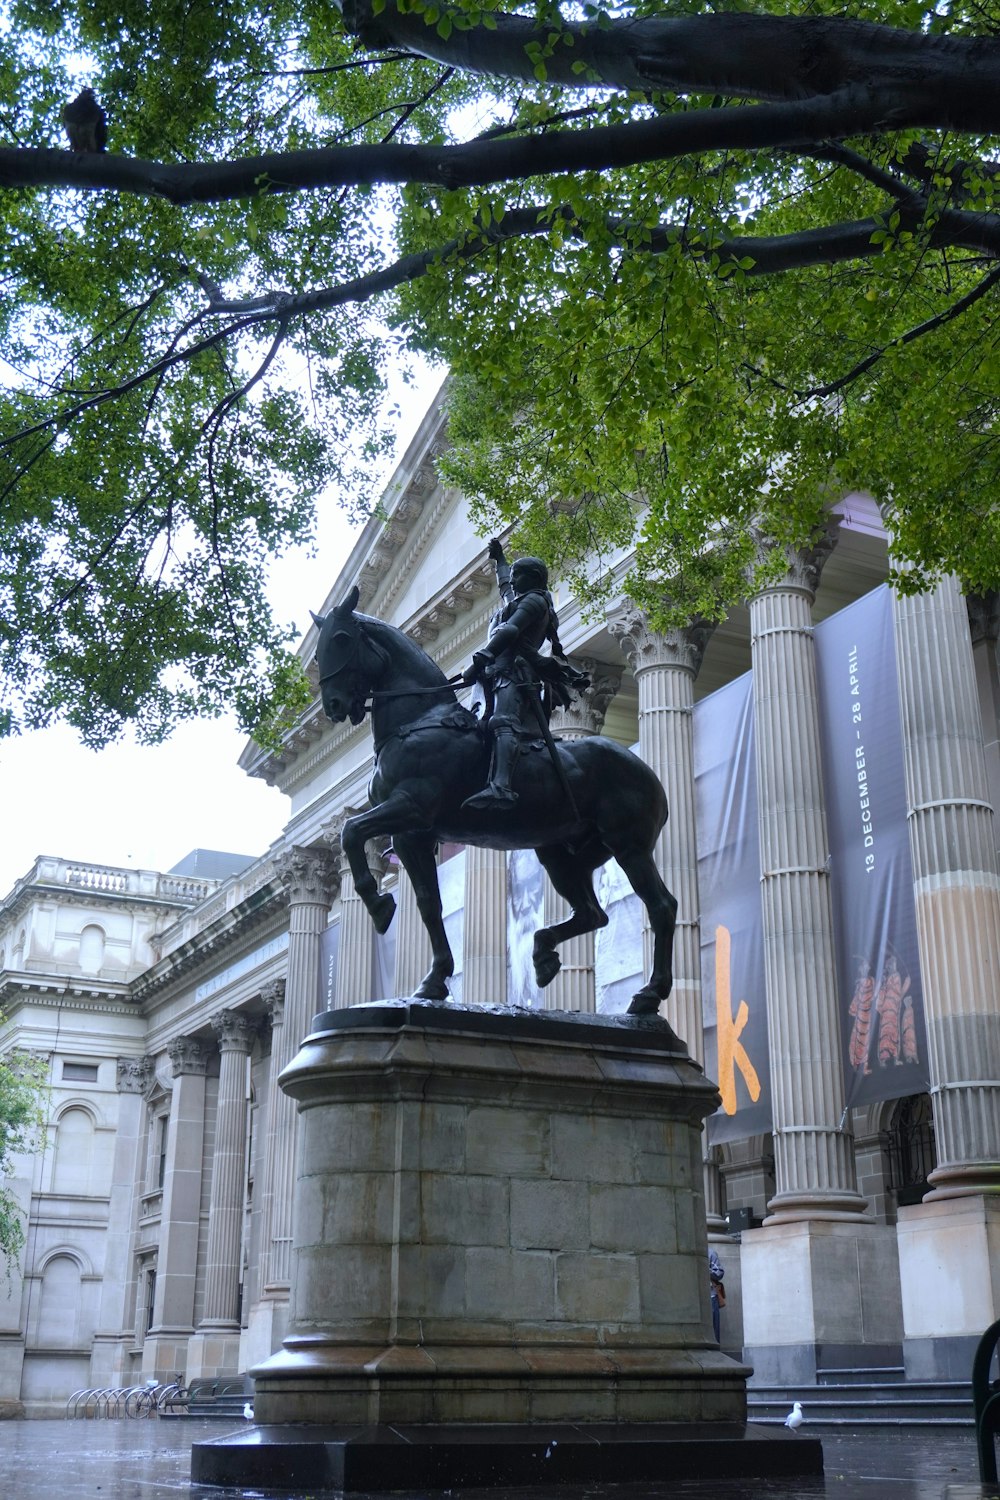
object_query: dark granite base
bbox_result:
[192,1421,823,1492]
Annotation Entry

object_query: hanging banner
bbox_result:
[814,585,929,1107]
[694,673,772,1142]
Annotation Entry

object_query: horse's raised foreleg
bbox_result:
[392,831,454,1001]
[613,848,679,1017]
[340,792,428,935]
[532,843,609,991]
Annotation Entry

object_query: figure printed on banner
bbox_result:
[847,942,919,1075]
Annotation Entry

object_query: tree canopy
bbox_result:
[2,0,1000,740]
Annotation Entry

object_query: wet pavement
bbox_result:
[0,1419,997,1500]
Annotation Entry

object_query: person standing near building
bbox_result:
[709,1247,726,1343]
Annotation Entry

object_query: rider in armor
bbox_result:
[461,540,587,812]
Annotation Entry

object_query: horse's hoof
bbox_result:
[413,977,450,1001]
[533,948,561,989]
[627,990,662,1017]
[370,892,396,934]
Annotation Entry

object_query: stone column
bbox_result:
[609,611,715,1057]
[892,575,1000,1379]
[393,863,434,998]
[143,1037,210,1382]
[542,658,623,1012]
[747,532,865,1221]
[967,591,1000,867]
[327,818,381,1009]
[89,1056,153,1388]
[740,530,898,1389]
[187,1012,256,1380]
[463,847,508,1006]
[246,845,335,1365]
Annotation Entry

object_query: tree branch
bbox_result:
[795,260,1000,400]
[0,82,994,207]
[339,1,1000,130]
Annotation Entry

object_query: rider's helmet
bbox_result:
[510,556,548,592]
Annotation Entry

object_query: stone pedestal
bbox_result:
[252,1001,742,1426]
[740,1219,904,1385]
[196,1003,820,1490]
[897,1194,1000,1380]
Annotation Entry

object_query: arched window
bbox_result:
[36,1254,81,1347]
[79,924,106,974]
[52,1106,95,1195]
[887,1093,937,1206]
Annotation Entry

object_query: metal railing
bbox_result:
[65,1381,188,1418]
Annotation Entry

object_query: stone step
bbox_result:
[748,1382,974,1428]
[159,1378,253,1421]
[816,1366,907,1386]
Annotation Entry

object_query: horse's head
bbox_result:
[312,585,378,726]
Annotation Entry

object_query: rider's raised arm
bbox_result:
[487,538,514,604]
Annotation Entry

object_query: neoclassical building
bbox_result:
[1,388,997,1414]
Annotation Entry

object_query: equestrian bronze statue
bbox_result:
[312,550,679,1022]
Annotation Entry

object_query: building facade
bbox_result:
[1,389,997,1414]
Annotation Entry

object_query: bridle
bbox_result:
[316,620,463,705]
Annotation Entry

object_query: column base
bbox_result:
[141,1328,194,1383]
[923,1161,1000,1200]
[763,1190,871,1225]
[898,1193,1000,1380]
[186,1325,244,1383]
[741,1219,903,1385]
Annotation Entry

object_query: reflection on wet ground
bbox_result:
[1,1418,997,1500]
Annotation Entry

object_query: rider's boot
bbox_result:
[462,723,521,811]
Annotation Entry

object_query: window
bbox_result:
[887,1093,937,1206]
[62,1062,99,1083]
[157,1115,169,1189]
[140,1266,157,1342]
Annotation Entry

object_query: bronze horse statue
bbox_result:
[313,586,678,1020]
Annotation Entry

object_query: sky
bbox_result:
[0,365,446,898]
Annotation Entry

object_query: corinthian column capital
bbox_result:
[210,1008,257,1054]
[748,517,839,603]
[276,844,337,906]
[608,604,716,678]
[322,809,387,880]
[117,1055,153,1095]
[549,656,623,737]
[168,1036,211,1078]
[260,978,286,1027]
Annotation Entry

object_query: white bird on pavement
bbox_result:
[784,1401,804,1429]
[243,1402,255,1421]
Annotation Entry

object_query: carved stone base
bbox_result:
[250,1000,748,1426]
